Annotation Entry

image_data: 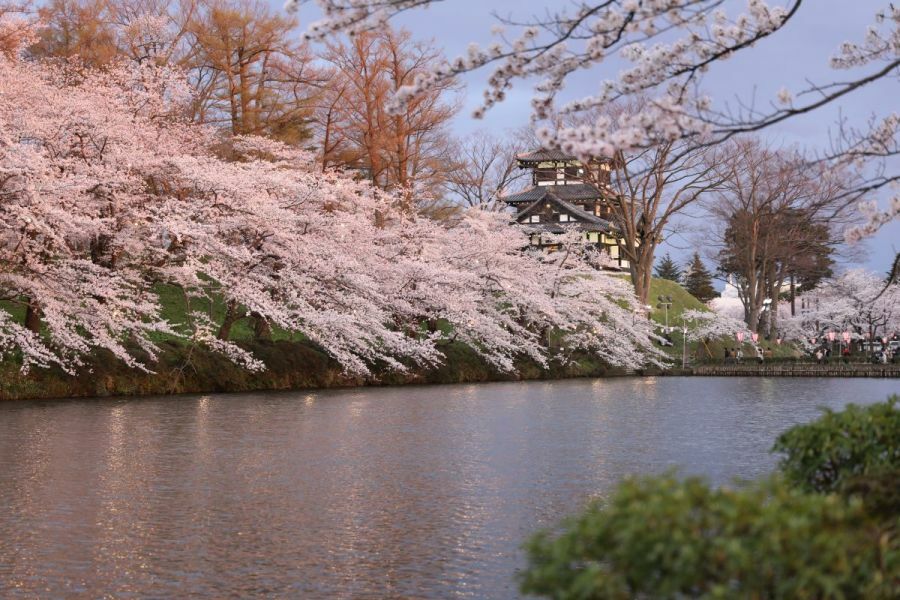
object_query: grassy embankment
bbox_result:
[0,284,626,401]
[644,277,799,362]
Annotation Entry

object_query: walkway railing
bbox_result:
[691,363,900,378]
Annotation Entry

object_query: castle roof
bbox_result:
[515,148,578,163]
[513,191,615,233]
[502,183,607,205]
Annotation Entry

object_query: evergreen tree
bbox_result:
[683,253,718,303]
[653,253,682,282]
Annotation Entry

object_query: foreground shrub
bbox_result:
[521,398,900,598]
[520,474,898,599]
[773,396,900,495]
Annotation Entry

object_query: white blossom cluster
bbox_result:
[830,5,899,69]
[285,0,432,41]
[304,1,791,161]
[0,2,36,57]
[828,111,900,243]
[680,309,750,343]
[538,94,713,159]
[781,269,900,342]
[0,32,661,375]
[846,188,900,244]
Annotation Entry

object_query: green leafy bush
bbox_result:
[521,398,900,599]
[520,474,897,599]
[773,396,900,495]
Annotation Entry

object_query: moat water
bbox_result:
[1,377,896,598]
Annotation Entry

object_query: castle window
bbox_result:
[535,167,557,184]
[594,204,612,219]
[559,213,572,222]
[527,215,541,223]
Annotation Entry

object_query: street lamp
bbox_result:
[656,295,673,332]
[681,312,698,369]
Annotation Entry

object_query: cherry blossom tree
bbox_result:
[681,309,748,343]
[0,21,661,375]
[0,1,33,56]
[0,45,200,372]
[781,269,900,345]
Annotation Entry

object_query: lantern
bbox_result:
[841,331,851,343]
[736,331,745,343]
[827,331,836,342]
[751,332,759,343]
[776,337,782,345]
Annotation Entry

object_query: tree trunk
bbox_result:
[768,285,780,338]
[252,312,272,341]
[217,300,241,341]
[24,299,41,333]
[748,307,762,333]
[629,244,655,308]
[789,273,796,317]
[541,325,552,348]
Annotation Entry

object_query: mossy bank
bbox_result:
[0,340,634,401]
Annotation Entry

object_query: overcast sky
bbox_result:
[292,0,899,275]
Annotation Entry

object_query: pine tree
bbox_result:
[653,252,682,282]
[683,252,718,303]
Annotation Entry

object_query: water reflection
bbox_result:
[0,377,896,598]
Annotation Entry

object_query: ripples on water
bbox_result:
[0,377,896,598]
